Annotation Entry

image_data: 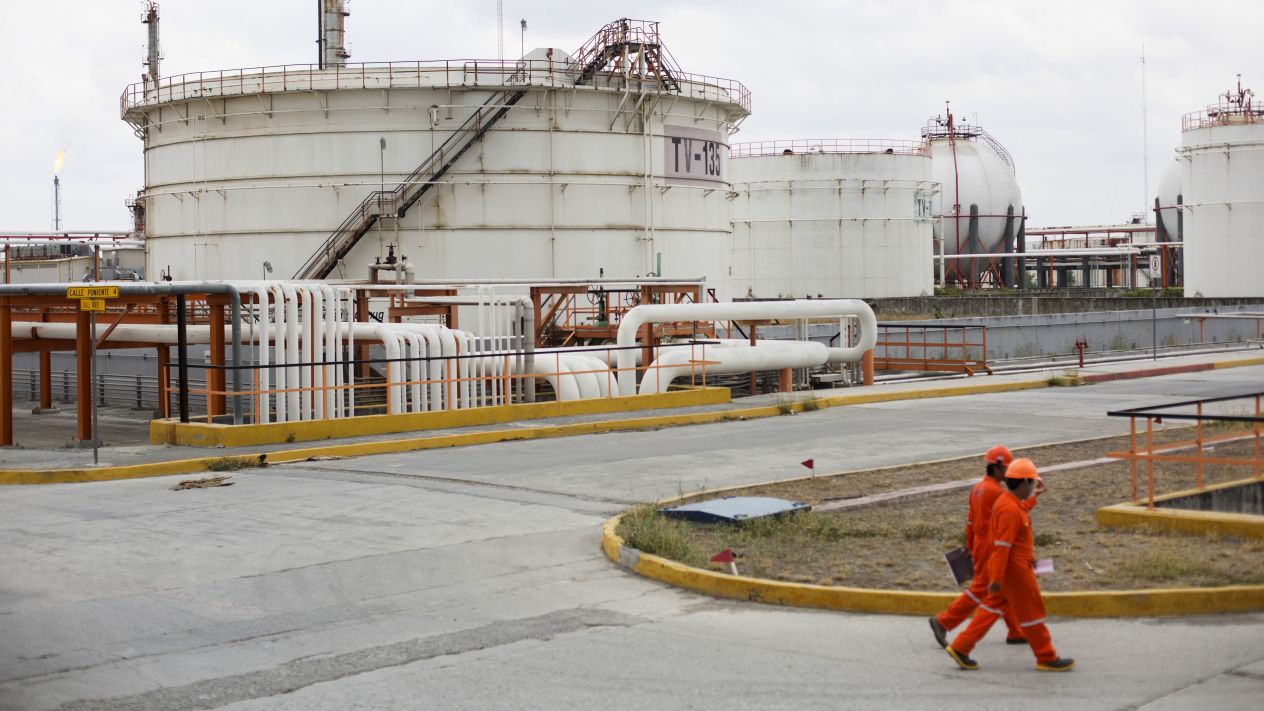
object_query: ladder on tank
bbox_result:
[293,89,528,280]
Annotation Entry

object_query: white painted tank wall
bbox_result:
[125,56,747,299]
[928,138,1022,257]
[1178,120,1264,297]
[729,151,935,298]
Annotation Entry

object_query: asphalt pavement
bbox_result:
[2,351,1263,710]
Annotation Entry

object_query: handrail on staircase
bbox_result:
[293,89,526,279]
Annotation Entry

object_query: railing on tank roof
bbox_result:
[921,121,1016,174]
[1181,106,1264,132]
[119,59,750,116]
[729,139,929,158]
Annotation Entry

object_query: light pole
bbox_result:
[379,137,386,211]
[262,260,272,281]
[520,19,526,58]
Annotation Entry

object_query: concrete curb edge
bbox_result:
[601,515,1264,617]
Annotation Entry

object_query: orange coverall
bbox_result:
[948,490,1059,663]
[934,476,1033,636]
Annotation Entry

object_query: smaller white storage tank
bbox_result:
[1178,79,1264,297]
[728,140,935,299]
[923,110,1023,288]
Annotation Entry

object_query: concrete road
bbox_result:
[2,366,1263,710]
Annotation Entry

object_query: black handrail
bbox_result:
[293,89,527,279]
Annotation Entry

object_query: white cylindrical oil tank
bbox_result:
[922,113,1023,287]
[728,140,935,298]
[121,23,750,299]
[1177,81,1264,297]
[1155,156,1184,241]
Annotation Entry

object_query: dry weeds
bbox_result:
[660,429,1264,591]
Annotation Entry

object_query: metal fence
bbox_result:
[10,368,207,413]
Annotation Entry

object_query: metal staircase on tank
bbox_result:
[293,89,527,280]
[572,18,681,93]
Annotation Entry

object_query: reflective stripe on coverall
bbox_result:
[935,476,1035,635]
[948,489,1059,664]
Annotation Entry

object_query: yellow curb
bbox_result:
[602,515,1264,617]
[1097,477,1264,540]
[150,387,731,447]
[0,453,269,486]
[1,377,1051,485]
[3,354,1247,486]
[1214,356,1264,370]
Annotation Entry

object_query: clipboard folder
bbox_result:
[944,546,974,586]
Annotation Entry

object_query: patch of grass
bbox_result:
[1121,550,1218,582]
[1045,371,1084,387]
[206,456,265,472]
[1034,533,1059,546]
[776,398,795,415]
[617,506,707,567]
[902,523,945,541]
[801,396,823,412]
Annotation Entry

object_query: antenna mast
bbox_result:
[497,1,504,61]
[1141,44,1150,222]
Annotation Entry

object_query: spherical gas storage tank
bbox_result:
[1176,80,1264,297]
[923,112,1023,288]
[728,140,935,298]
[120,19,750,298]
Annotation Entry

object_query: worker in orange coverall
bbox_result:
[945,458,1075,672]
[929,445,1041,648]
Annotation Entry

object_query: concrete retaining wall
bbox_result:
[1158,480,1264,516]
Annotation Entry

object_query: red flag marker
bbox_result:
[801,458,815,476]
[710,548,739,575]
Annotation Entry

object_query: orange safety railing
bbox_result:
[1107,393,1264,510]
[873,324,990,376]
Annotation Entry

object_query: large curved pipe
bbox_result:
[638,340,828,395]
[614,300,877,396]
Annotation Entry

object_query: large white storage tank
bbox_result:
[729,141,935,298]
[1177,80,1264,297]
[1153,156,1185,286]
[922,110,1023,288]
[120,19,750,298]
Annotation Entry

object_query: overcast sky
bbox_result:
[3,0,1259,232]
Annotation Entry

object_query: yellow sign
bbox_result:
[66,286,120,299]
[79,299,106,312]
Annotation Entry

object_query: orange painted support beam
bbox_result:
[75,310,92,442]
[862,349,875,386]
[0,296,12,446]
[157,347,170,418]
[208,303,226,417]
[38,351,53,410]
[356,291,370,381]
[778,368,792,393]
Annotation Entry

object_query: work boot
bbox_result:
[1005,636,1026,645]
[1036,657,1076,672]
[928,617,948,648]
[946,646,978,670]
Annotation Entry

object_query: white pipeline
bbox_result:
[615,300,877,396]
[638,340,828,395]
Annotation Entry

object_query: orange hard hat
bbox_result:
[1006,458,1039,480]
[985,445,1014,466]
